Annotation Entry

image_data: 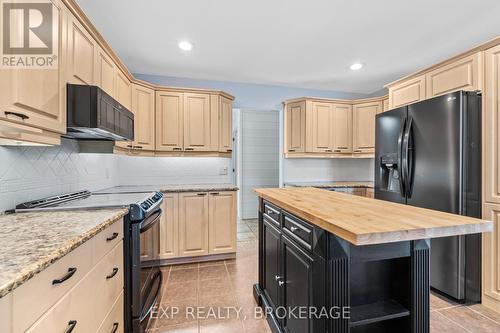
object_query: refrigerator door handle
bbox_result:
[403,116,414,197]
[397,117,407,198]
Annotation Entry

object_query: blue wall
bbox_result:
[134,73,372,110]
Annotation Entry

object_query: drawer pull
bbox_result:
[334,149,342,153]
[185,147,194,151]
[210,192,220,195]
[52,267,77,285]
[106,232,119,241]
[173,147,182,151]
[197,192,207,196]
[134,145,143,149]
[106,267,119,279]
[290,226,300,232]
[111,322,119,333]
[267,210,275,215]
[226,149,232,152]
[5,111,29,120]
[288,149,296,152]
[126,144,133,148]
[65,320,77,333]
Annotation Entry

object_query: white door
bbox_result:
[239,110,280,219]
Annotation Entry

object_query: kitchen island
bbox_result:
[253,187,492,333]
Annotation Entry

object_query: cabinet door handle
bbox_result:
[126,144,133,148]
[226,149,232,152]
[197,193,207,196]
[106,267,119,279]
[334,149,342,153]
[288,149,296,152]
[354,149,362,153]
[106,232,119,241]
[134,145,143,149]
[52,267,77,285]
[111,322,119,333]
[278,281,285,287]
[325,149,332,152]
[173,147,182,151]
[210,192,220,195]
[65,320,77,333]
[290,226,300,232]
[185,148,194,151]
[5,111,29,120]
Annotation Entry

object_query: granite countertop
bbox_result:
[94,184,239,194]
[0,208,128,298]
[285,181,374,188]
[255,187,492,246]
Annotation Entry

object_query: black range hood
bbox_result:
[65,84,134,141]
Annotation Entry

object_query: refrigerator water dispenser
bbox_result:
[380,153,400,192]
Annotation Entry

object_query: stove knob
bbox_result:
[141,202,150,210]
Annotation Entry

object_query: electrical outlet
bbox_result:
[219,167,228,175]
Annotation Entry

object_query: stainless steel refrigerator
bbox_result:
[374,91,482,303]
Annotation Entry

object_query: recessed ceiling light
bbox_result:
[178,40,193,51]
[350,63,364,71]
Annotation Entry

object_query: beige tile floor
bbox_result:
[147,232,500,333]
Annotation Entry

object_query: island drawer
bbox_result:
[97,291,124,333]
[262,201,281,225]
[283,213,313,251]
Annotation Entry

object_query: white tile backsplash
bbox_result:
[0,139,117,212]
[115,155,233,185]
[283,158,374,184]
[0,139,234,212]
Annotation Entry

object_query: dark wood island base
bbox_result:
[254,198,431,333]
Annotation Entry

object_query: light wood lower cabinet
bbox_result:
[159,193,179,259]
[388,75,426,109]
[2,219,124,333]
[209,191,237,254]
[353,101,381,154]
[482,203,500,312]
[179,192,210,256]
[284,101,306,153]
[97,292,124,333]
[160,191,237,261]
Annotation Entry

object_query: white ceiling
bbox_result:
[75,0,500,94]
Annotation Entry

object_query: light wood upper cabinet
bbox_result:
[426,52,482,98]
[178,192,209,257]
[482,203,500,312]
[156,91,184,151]
[0,0,65,135]
[389,75,426,109]
[332,104,352,153]
[159,193,179,259]
[183,93,211,151]
[306,101,334,153]
[114,70,132,110]
[219,96,233,152]
[485,45,500,204]
[382,98,389,112]
[65,11,97,85]
[132,85,155,150]
[284,101,306,153]
[353,101,381,153]
[96,47,115,97]
[209,191,237,254]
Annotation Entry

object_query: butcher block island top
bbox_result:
[254,187,492,245]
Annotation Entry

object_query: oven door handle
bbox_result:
[140,270,163,322]
[140,209,162,233]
